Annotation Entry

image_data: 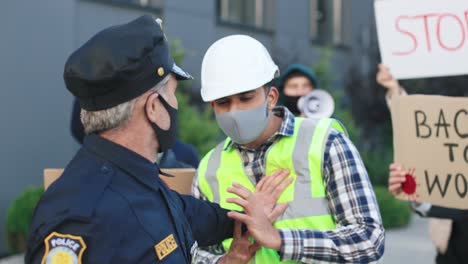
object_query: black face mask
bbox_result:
[150,94,179,153]
[282,95,302,115]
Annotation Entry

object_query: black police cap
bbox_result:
[64,15,192,111]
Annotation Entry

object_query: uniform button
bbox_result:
[101,166,110,174]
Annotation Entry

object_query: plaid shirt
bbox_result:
[192,107,385,263]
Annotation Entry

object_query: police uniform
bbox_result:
[26,15,235,263]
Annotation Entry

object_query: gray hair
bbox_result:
[81,75,170,134]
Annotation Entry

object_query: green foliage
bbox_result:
[312,46,335,90]
[177,90,221,156]
[374,186,412,229]
[6,187,44,253]
[328,89,362,144]
[170,39,185,66]
[360,148,393,186]
[312,47,361,144]
[360,122,395,186]
[170,40,221,156]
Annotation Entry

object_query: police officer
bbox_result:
[26,16,287,263]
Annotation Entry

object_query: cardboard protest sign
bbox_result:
[390,95,468,209]
[44,169,64,190]
[159,168,196,195]
[375,0,468,79]
[44,168,196,195]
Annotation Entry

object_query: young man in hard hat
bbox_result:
[192,35,385,263]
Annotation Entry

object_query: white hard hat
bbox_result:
[201,35,279,102]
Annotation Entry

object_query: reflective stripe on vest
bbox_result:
[197,117,346,263]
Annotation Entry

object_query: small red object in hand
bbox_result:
[402,173,417,194]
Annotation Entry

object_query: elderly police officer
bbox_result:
[26,16,287,263]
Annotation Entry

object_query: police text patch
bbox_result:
[155,234,178,260]
[41,232,87,264]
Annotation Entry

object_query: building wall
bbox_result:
[0,0,373,254]
[0,0,78,253]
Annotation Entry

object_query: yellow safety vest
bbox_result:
[197,117,346,263]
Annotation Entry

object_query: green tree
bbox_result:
[6,187,44,253]
[312,47,362,144]
[374,186,412,229]
[170,41,221,156]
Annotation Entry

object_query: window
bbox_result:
[218,0,275,31]
[91,0,163,11]
[309,0,351,46]
[130,0,163,8]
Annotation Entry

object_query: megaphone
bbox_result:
[297,89,335,118]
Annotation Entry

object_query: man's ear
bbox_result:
[145,92,171,130]
[145,92,160,123]
[267,87,279,110]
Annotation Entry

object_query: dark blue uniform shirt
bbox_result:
[26,134,234,263]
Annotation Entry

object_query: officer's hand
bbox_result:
[218,221,258,264]
[388,163,406,196]
[226,184,287,250]
[377,64,401,96]
[254,169,292,219]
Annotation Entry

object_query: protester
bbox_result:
[276,64,319,116]
[377,63,468,264]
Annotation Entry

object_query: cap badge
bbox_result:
[157,67,165,77]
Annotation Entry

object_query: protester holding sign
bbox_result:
[377,64,468,264]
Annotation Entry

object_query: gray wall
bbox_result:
[0,0,374,254]
[0,0,78,253]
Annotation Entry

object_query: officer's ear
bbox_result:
[267,86,279,110]
[145,92,170,130]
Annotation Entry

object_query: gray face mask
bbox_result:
[215,100,271,145]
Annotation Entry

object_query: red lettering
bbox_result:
[437,14,466,51]
[465,11,468,33]
[393,16,418,56]
[391,11,468,56]
[414,14,439,52]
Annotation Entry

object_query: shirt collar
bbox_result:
[224,106,295,151]
[83,134,162,190]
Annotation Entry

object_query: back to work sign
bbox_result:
[391,95,467,209]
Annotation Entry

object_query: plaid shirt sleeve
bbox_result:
[278,130,385,263]
[191,172,225,264]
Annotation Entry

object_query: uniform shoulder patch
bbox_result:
[155,234,178,260]
[41,232,87,264]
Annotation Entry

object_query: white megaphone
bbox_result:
[297,89,335,118]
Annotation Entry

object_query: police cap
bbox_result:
[64,15,192,111]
